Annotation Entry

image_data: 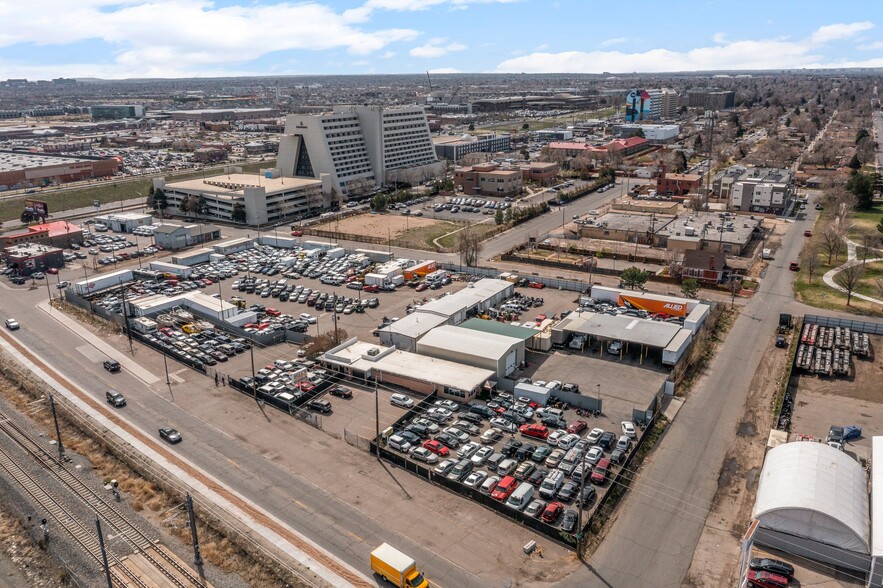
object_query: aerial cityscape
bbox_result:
[0,2,882,588]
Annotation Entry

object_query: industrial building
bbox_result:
[155,172,325,226]
[90,104,144,121]
[713,165,794,214]
[416,325,526,379]
[0,150,121,189]
[433,133,511,162]
[94,213,154,233]
[453,163,522,197]
[167,108,280,122]
[129,290,237,321]
[1,220,82,249]
[613,124,680,143]
[276,105,443,195]
[379,278,514,350]
[3,243,64,276]
[320,339,494,402]
[152,223,221,251]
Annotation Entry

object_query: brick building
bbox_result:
[454,163,523,196]
[0,220,83,249]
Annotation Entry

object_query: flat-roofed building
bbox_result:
[433,133,511,162]
[90,104,144,121]
[0,150,121,189]
[520,161,558,185]
[152,223,221,251]
[3,242,64,275]
[453,163,522,196]
[713,165,793,214]
[416,325,525,378]
[1,220,82,249]
[155,172,325,226]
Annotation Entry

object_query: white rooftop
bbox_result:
[416,279,511,318]
[560,312,683,348]
[381,312,449,340]
[417,325,520,359]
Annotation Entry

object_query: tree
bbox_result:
[494,209,504,225]
[152,188,168,217]
[693,133,702,151]
[680,278,700,298]
[856,136,876,165]
[468,122,475,132]
[520,149,530,160]
[673,150,688,173]
[196,194,209,218]
[665,250,684,276]
[877,216,883,237]
[800,241,822,284]
[231,203,246,223]
[178,194,196,216]
[370,194,389,212]
[848,154,862,170]
[856,128,870,144]
[846,171,875,210]
[457,225,482,267]
[522,123,530,130]
[619,266,649,290]
[833,263,865,306]
[634,128,645,139]
[820,223,844,264]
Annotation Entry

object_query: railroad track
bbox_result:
[0,410,206,587]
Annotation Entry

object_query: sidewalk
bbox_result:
[821,238,883,306]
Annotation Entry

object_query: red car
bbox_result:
[541,501,563,523]
[422,439,450,457]
[567,420,588,434]
[490,475,518,501]
[789,262,800,271]
[746,569,789,588]
[803,230,812,237]
[415,283,429,292]
[46,267,59,274]
[519,423,549,440]
[528,281,546,289]
[291,230,303,237]
[591,458,611,485]
[264,308,281,316]
[362,284,380,293]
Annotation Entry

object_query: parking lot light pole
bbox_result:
[577,446,587,559]
[596,384,601,412]
[44,274,52,302]
[374,379,381,463]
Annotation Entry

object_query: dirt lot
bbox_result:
[313,212,450,239]
[687,333,883,587]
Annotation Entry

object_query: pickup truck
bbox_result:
[371,543,428,588]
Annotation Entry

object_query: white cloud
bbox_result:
[810,21,874,43]
[428,67,461,73]
[712,32,727,44]
[345,0,518,21]
[410,39,467,58]
[600,37,627,47]
[379,50,397,59]
[859,41,883,50]
[534,43,549,51]
[0,0,419,77]
[495,22,882,74]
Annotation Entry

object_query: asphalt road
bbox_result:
[582,200,827,586]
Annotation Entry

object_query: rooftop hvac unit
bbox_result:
[367,347,380,356]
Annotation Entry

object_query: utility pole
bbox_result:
[185,494,204,567]
[704,110,716,211]
[162,353,171,388]
[374,379,381,462]
[48,394,64,462]
[44,274,52,303]
[249,345,257,401]
[576,445,587,559]
[96,518,113,588]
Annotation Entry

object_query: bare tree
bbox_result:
[833,263,865,306]
[458,152,489,166]
[820,223,845,264]
[457,225,483,266]
[665,250,684,277]
[606,144,624,168]
[856,136,876,165]
[800,240,822,283]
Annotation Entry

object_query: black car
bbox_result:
[159,427,182,444]
[827,425,844,444]
[527,467,548,487]
[404,424,429,439]
[433,432,460,449]
[542,415,567,429]
[329,386,352,399]
[10,276,26,285]
[560,509,579,533]
[468,403,495,419]
[597,431,617,450]
[307,398,333,413]
[577,486,596,508]
[501,410,527,426]
[105,390,126,407]
[501,438,523,457]
[748,558,794,579]
[458,412,483,425]
[515,443,537,461]
[396,430,421,445]
[557,481,579,502]
[103,360,121,373]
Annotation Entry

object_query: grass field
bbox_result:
[0,160,274,224]
[392,222,461,250]
[846,203,883,241]
[435,222,498,249]
[793,253,883,316]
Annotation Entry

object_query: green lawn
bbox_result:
[793,253,882,316]
[0,159,275,224]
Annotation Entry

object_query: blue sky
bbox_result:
[0,0,881,78]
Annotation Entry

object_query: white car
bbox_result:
[547,429,567,446]
[457,441,481,460]
[409,447,439,464]
[490,417,517,433]
[434,399,460,412]
[621,421,637,439]
[412,418,440,434]
[390,393,414,408]
[479,475,500,495]
[426,406,452,419]
[298,313,317,324]
[607,340,623,355]
[586,428,605,444]
[480,427,502,444]
[557,433,580,451]
[444,427,470,444]
[470,446,494,466]
[585,446,604,465]
[462,470,488,488]
[5,318,20,331]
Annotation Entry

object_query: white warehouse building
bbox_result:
[416,325,525,379]
[277,105,444,196]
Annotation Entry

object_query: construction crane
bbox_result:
[426,71,432,94]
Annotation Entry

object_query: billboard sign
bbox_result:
[23,199,49,218]
[618,293,687,317]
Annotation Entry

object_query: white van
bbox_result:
[539,470,565,499]
[505,482,535,511]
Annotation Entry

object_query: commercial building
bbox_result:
[535,129,573,141]
[433,133,511,162]
[579,210,761,255]
[714,165,793,214]
[94,213,154,233]
[167,108,280,122]
[0,151,121,189]
[646,88,680,119]
[453,163,522,196]
[547,136,650,160]
[613,124,680,144]
[90,104,144,121]
[656,163,703,196]
[129,290,237,321]
[3,243,64,276]
[152,223,221,251]
[416,325,526,378]
[686,89,736,110]
[155,172,325,226]
[277,105,443,196]
[1,220,82,249]
[320,338,493,402]
[520,161,558,185]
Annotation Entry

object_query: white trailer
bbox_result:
[149,261,193,278]
[74,269,134,295]
[514,382,552,406]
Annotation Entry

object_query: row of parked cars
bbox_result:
[435,197,513,215]
[384,393,637,532]
[577,297,686,326]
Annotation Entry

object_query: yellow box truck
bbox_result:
[370,543,429,588]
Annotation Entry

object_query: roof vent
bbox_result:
[367,347,380,356]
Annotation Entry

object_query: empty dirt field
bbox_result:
[314,212,472,250]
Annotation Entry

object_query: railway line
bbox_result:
[0,409,209,588]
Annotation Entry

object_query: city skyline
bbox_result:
[0,1,882,79]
